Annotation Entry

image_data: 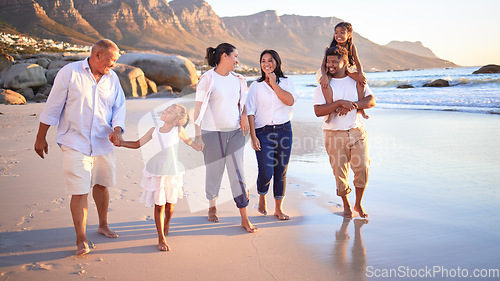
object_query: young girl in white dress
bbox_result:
[116,104,201,251]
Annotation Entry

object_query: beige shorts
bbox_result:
[61,145,116,195]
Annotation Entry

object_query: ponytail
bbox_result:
[205,43,236,67]
[206,47,217,67]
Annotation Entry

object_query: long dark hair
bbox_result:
[329,22,354,66]
[257,49,286,83]
[205,43,236,67]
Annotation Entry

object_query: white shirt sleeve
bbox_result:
[364,84,373,98]
[39,65,70,126]
[111,76,126,132]
[245,81,257,116]
[282,78,297,101]
[313,85,326,105]
[195,75,209,102]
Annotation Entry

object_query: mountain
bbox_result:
[0,0,456,71]
[385,41,439,59]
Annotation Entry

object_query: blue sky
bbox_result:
[201,0,500,66]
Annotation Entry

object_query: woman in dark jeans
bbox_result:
[246,49,296,220]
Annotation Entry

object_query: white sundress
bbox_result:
[140,127,184,207]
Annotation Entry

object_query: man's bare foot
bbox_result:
[241,220,259,233]
[208,206,219,222]
[274,210,290,220]
[354,204,369,218]
[158,241,171,251]
[76,241,90,255]
[258,196,267,215]
[98,226,119,238]
[343,209,353,219]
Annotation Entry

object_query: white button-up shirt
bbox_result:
[246,77,296,129]
[39,58,126,156]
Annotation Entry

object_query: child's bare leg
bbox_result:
[164,203,174,236]
[274,198,289,220]
[155,204,170,251]
[322,82,335,123]
[240,207,259,233]
[356,83,369,119]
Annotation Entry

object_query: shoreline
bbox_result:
[1,98,500,280]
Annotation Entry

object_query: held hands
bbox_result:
[108,131,124,147]
[190,140,203,151]
[194,136,205,151]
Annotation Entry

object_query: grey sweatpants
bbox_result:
[201,129,249,208]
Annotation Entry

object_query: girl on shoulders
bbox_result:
[319,22,369,122]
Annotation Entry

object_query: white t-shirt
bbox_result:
[245,77,296,129]
[195,72,241,131]
[313,76,373,131]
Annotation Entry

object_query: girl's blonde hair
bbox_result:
[167,104,189,128]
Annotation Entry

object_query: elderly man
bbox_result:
[34,39,126,255]
[314,46,375,219]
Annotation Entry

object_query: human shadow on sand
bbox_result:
[0,214,303,267]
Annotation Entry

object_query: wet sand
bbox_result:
[1,97,499,280]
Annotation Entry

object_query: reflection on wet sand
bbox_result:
[333,218,369,281]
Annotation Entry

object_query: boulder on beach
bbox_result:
[0,89,27,105]
[472,64,500,74]
[45,68,60,85]
[0,54,14,75]
[3,64,47,90]
[423,79,450,87]
[36,57,52,69]
[117,53,198,91]
[146,92,177,99]
[16,88,35,100]
[179,84,196,97]
[113,64,148,98]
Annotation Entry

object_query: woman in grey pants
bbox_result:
[193,43,258,233]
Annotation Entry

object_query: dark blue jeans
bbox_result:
[255,121,293,199]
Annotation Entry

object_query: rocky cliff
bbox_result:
[0,0,456,71]
[385,41,439,59]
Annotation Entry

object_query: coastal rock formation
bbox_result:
[0,89,27,105]
[473,65,500,74]
[16,87,35,100]
[423,79,450,87]
[0,0,457,71]
[113,63,149,98]
[397,84,414,89]
[117,53,198,91]
[0,54,14,75]
[3,63,47,90]
[386,41,439,59]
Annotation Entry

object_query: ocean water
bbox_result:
[287,66,500,114]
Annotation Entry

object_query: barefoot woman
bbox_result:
[246,50,296,220]
[194,43,258,233]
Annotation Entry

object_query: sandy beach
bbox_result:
[1,96,500,281]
